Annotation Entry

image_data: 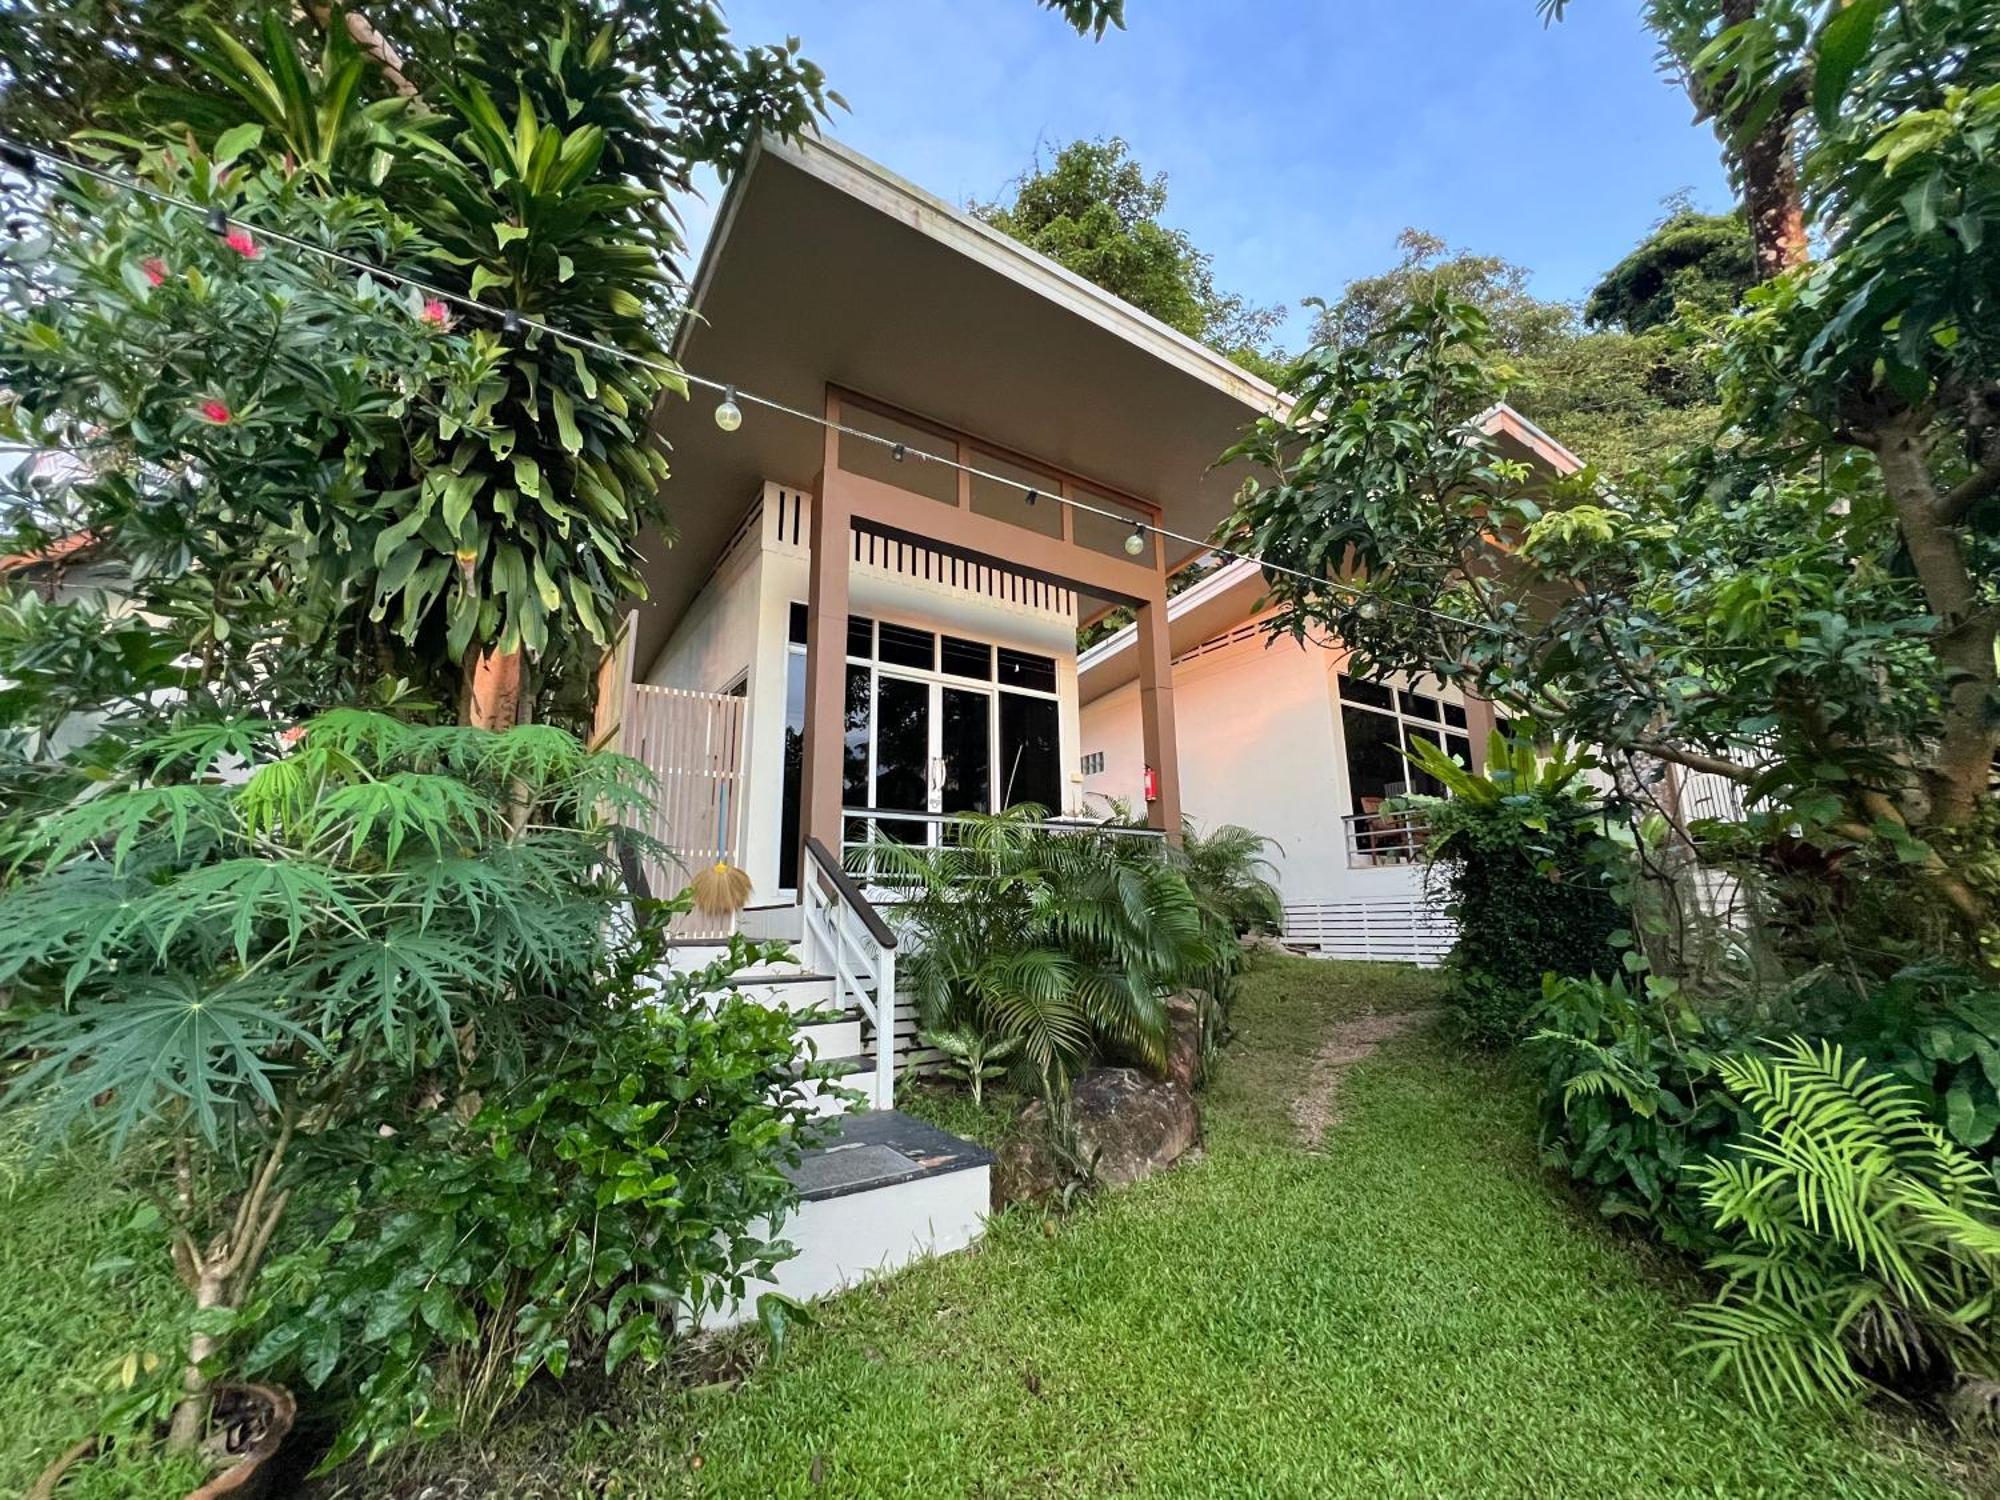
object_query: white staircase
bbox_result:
[661,843,991,1325]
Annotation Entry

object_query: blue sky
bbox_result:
[681,1,1732,348]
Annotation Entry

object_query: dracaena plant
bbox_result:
[0,707,655,1452]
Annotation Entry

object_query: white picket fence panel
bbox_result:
[1282,898,1455,966]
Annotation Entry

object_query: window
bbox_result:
[997,646,1057,693]
[1081,750,1105,776]
[878,620,936,671]
[1337,674,1471,809]
[942,635,992,680]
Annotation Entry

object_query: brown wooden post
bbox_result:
[1463,694,1498,774]
[1134,574,1183,844]
[799,390,852,867]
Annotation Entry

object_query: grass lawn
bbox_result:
[0,955,1970,1498]
[321,954,1961,1499]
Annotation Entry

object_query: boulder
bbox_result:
[992,1066,1200,1208]
[1162,994,1204,1092]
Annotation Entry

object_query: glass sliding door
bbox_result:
[939,685,993,817]
[871,672,931,842]
[786,608,1067,870]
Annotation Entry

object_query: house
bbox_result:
[1075,406,1581,965]
[601,129,1285,1313]
[603,132,1604,1314]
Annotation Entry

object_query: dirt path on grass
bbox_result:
[1291,1008,1439,1149]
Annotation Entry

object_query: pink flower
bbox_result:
[141,258,168,287]
[199,399,233,425]
[419,298,451,328]
[223,227,259,259]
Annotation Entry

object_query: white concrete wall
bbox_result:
[1080,630,1473,912]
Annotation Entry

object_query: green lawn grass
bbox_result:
[338,954,1961,1499]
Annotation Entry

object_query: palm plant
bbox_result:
[0,708,653,1450]
[869,807,1228,1104]
[1685,1039,2000,1411]
[1176,819,1284,937]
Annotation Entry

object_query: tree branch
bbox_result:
[1631,739,1760,787]
[1939,454,2000,525]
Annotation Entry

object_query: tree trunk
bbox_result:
[1713,0,1810,279]
[166,1268,227,1453]
[461,646,525,729]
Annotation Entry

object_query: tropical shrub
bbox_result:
[0,709,652,1450]
[1178,819,1284,938]
[1528,972,1747,1251]
[245,936,825,1465]
[919,1024,1021,1110]
[1827,965,2000,1158]
[1402,732,1626,1045]
[1686,1040,2000,1412]
[873,807,1230,1104]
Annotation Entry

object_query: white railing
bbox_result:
[840,807,1168,881]
[1343,808,1430,867]
[622,682,747,938]
[800,836,898,1112]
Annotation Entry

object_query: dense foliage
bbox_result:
[1686,1041,2000,1413]
[1401,733,1625,1044]
[1308,214,1750,481]
[1529,973,1746,1250]
[247,939,827,1465]
[0,710,657,1445]
[877,809,1235,1105]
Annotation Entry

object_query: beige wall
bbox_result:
[1080,629,1475,910]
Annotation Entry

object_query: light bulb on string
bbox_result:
[1123,524,1147,557]
[713,385,743,433]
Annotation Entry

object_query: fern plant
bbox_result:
[1685,1039,2000,1411]
[0,707,656,1450]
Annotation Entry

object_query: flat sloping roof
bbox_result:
[634,134,1275,669]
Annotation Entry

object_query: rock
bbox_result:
[992,1067,1201,1208]
[1162,994,1203,1092]
[1241,931,1296,957]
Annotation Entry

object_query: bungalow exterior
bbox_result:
[606,132,1276,1311]
[1074,407,1583,965]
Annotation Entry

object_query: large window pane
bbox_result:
[1342,706,1404,812]
[940,686,992,816]
[780,650,806,888]
[873,674,930,814]
[998,693,1061,814]
[1406,726,1445,797]
[843,665,871,809]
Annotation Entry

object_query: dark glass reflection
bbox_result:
[940,687,992,815]
[998,693,1060,813]
[873,674,929,814]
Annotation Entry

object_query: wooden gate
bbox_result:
[624,682,748,930]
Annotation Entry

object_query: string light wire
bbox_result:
[0,135,1753,659]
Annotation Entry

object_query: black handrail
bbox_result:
[804,835,898,950]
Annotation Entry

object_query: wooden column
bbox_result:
[799,391,851,868]
[1134,582,1183,843]
[1463,694,1499,774]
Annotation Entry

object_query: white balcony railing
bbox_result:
[1343,808,1430,868]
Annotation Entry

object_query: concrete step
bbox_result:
[708,1110,992,1325]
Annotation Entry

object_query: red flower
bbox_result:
[419,298,451,328]
[199,399,233,425]
[223,227,259,259]
[141,258,168,287]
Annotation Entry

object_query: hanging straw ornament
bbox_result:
[689,861,754,919]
